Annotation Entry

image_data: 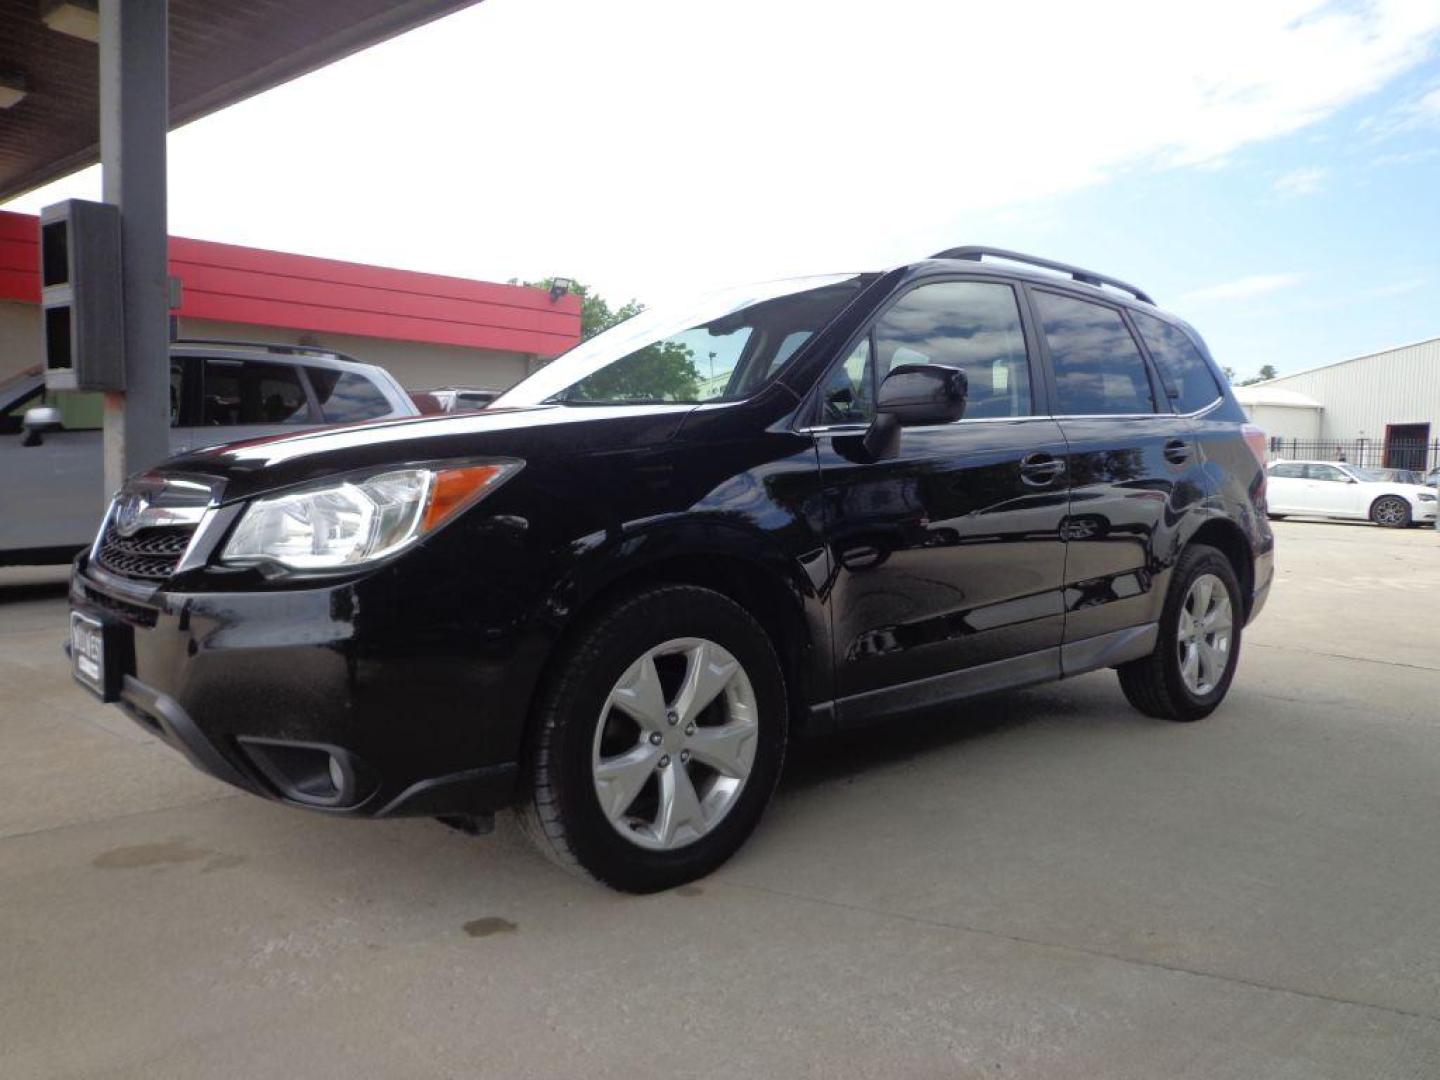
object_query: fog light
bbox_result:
[236,738,372,808]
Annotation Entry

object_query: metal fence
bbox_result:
[1266,438,1440,473]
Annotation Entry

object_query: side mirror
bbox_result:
[862,364,967,461]
[21,406,63,447]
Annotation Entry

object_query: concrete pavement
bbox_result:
[3,520,1439,1078]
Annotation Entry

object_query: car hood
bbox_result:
[1350,479,1431,494]
[1381,483,1437,498]
[157,402,696,503]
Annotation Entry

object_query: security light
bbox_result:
[549,277,574,301]
[41,0,100,43]
[0,71,26,110]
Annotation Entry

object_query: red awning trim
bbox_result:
[0,209,581,357]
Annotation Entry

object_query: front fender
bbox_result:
[544,512,835,708]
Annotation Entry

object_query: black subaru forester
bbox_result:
[68,247,1273,892]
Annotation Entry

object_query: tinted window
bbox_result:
[309,369,393,422]
[1133,312,1222,413]
[1268,462,1304,479]
[821,337,875,424]
[201,360,310,426]
[1306,464,1348,482]
[872,281,1032,420]
[1034,291,1156,415]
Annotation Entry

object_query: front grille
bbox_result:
[96,524,194,582]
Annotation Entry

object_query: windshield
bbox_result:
[495,275,873,407]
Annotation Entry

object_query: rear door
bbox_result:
[815,277,1071,717]
[1028,287,1205,654]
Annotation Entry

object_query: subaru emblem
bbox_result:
[113,492,149,537]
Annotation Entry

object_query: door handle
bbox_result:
[1019,452,1065,486]
[1163,439,1191,465]
[838,543,885,571]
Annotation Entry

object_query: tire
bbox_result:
[1370,496,1411,528]
[518,584,787,893]
[1117,544,1243,722]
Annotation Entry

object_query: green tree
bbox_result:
[525,277,644,341]
[1239,364,1278,386]
[565,340,700,402]
[522,277,701,401]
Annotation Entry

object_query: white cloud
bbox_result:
[6,0,1440,302]
[1361,79,1440,139]
[1273,166,1329,196]
[1370,146,1440,167]
[1363,278,1427,298]
[1180,274,1303,305]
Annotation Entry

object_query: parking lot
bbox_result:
[2,519,1438,1078]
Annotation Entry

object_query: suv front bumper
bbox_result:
[68,557,523,818]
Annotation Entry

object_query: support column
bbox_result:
[99,0,169,495]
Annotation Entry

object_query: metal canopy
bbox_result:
[0,0,479,201]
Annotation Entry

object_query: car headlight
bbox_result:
[221,461,521,570]
[1418,492,1436,503]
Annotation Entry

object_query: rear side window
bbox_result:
[872,281,1033,419]
[201,360,310,425]
[1268,463,1304,479]
[1132,312,1222,413]
[308,369,393,422]
[1034,291,1156,416]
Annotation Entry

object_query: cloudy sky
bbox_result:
[6,0,1440,379]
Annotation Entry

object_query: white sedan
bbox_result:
[1266,461,1438,528]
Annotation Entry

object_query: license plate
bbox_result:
[70,612,107,699]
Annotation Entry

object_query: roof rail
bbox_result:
[172,338,362,362]
[929,246,1154,305]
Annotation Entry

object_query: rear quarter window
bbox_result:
[1132,312,1223,414]
[308,370,394,422]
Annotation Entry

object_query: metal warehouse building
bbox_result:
[1235,334,1440,472]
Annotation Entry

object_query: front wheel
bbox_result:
[1370,496,1411,528]
[1117,544,1243,722]
[519,584,787,893]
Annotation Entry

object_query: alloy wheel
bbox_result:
[1374,498,1407,526]
[591,637,758,851]
[1177,573,1232,696]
